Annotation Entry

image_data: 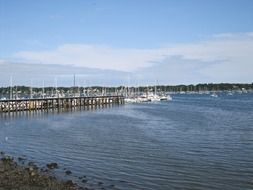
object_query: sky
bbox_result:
[0,0,253,86]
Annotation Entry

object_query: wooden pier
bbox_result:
[0,96,124,113]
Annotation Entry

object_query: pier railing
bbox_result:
[0,96,124,113]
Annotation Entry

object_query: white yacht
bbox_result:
[160,94,172,101]
[148,94,161,102]
[210,93,218,98]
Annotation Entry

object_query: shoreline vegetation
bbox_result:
[0,83,253,95]
[0,151,87,190]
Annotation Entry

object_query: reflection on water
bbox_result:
[1,93,253,190]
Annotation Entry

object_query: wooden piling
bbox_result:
[0,95,124,113]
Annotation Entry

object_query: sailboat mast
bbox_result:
[42,80,45,99]
[30,80,33,99]
[9,76,13,100]
[73,74,76,97]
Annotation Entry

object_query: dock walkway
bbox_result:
[0,96,124,113]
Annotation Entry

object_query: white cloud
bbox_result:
[167,34,253,62]
[212,33,236,38]
[0,61,130,86]
[246,32,253,37]
[11,32,253,84]
[15,44,168,71]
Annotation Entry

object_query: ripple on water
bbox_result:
[1,94,253,190]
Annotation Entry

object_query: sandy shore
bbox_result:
[0,152,87,190]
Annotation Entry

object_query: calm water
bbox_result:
[1,93,253,190]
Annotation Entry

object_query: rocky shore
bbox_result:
[0,151,86,190]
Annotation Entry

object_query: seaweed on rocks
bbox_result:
[0,153,87,190]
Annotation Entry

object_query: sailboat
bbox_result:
[148,85,172,101]
[210,93,218,98]
[151,87,160,102]
[160,94,172,101]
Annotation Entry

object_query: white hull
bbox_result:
[125,95,172,103]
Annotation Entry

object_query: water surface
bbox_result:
[1,93,253,190]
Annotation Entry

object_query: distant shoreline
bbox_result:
[0,83,252,99]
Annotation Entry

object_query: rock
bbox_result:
[0,154,80,189]
[65,180,74,186]
[30,171,36,177]
[46,162,58,169]
[18,157,26,162]
[49,176,56,180]
[28,161,35,166]
[65,170,72,175]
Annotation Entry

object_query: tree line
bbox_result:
[0,83,252,95]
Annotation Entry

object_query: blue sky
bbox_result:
[0,0,253,86]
